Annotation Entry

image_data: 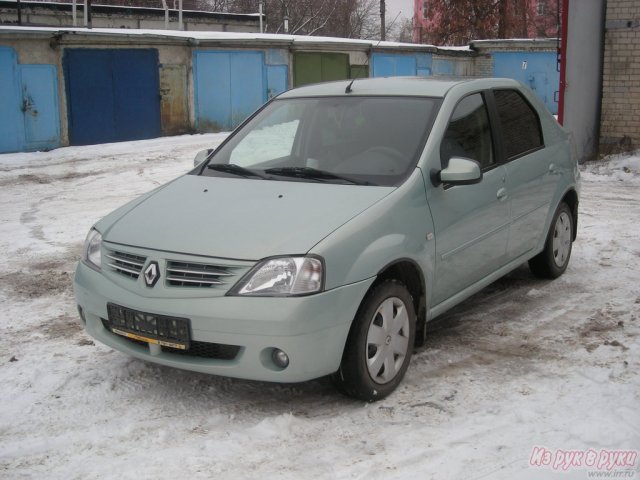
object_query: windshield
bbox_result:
[197,96,439,186]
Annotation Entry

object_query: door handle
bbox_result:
[497,187,508,201]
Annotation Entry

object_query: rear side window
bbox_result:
[494,89,543,159]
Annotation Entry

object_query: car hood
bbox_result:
[101,174,394,260]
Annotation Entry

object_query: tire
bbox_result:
[333,280,416,401]
[529,202,574,279]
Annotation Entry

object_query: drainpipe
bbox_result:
[72,0,76,26]
[17,0,22,25]
[558,0,569,125]
[380,0,386,41]
[161,0,169,29]
[259,1,263,33]
[178,0,183,30]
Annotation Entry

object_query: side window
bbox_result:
[494,89,544,159]
[440,93,494,170]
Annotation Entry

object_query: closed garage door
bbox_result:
[492,52,559,114]
[194,51,266,132]
[293,52,350,87]
[64,49,161,145]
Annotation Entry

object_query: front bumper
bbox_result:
[74,261,374,383]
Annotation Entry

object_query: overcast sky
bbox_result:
[385,0,414,24]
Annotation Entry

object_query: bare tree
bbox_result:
[223,0,394,40]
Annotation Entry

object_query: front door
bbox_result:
[427,93,510,306]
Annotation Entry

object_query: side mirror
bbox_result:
[434,157,482,186]
[194,149,213,167]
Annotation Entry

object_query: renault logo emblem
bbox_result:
[143,261,160,287]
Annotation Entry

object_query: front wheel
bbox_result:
[333,280,416,401]
[529,202,574,278]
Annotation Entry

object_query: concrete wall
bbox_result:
[563,0,605,163]
[599,0,640,155]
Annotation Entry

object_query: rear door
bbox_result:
[491,89,553,260]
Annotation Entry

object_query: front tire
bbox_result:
[529,202,574,278]
[333,280,416,401]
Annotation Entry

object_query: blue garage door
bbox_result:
[1,47,61,153]
[0,47,23,153]
[492,52,559,114]
[64,49,161,145]
[194,51,266,131]
[20,65,61,151]
[371,54,417,77]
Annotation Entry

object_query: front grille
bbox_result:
[166,260,237,288]
[101,318,241,360]
[106,250,147,279]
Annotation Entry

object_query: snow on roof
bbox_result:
[436,45,472,52]
[0,25,439,51]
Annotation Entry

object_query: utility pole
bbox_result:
[380,0,386,40]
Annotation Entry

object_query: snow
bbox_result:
[0,25,438,50]
[0,138,638,479]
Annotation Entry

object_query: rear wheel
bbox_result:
[333,280,415,401]
[529,202,574,278]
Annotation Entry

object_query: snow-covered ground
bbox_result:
[0,136,638,479]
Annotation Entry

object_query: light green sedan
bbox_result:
[74,77,579,401]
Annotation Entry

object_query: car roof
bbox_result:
[278,76,523,99]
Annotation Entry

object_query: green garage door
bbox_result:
[293,52,350,87]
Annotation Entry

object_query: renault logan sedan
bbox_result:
[74,77,579,401]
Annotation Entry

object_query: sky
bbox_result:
[385,0,413,24]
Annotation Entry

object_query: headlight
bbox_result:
[83,228,102,270]
[229,256,324,296]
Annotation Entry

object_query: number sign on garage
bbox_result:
[64,49,162,145]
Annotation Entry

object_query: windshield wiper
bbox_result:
[264,167,372,185]
[207,163,269,179]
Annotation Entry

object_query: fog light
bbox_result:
[272,348,289,369]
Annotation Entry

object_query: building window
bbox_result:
[537,0,546,15]
[422,1,428,19]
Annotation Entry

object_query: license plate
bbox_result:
[106,303,191,350]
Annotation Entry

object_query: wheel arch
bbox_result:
[372,258,427,347]
[561,188,579,241]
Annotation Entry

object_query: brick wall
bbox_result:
[599,0,640,154]
[475,54,493,77]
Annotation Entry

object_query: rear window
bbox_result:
[494,89,543,159]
